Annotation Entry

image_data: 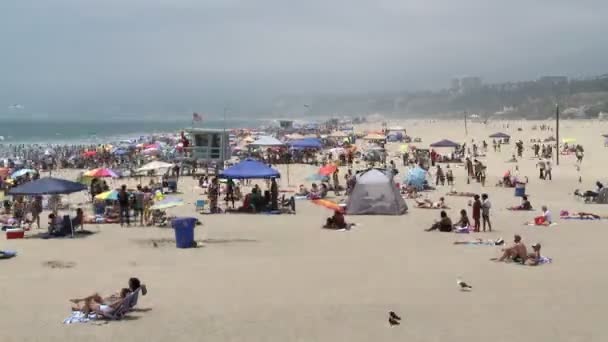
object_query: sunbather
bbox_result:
[493,235,527,264]
[446,190,476,197]
[425,211,453,232]
[324,210,348,230]
[415,197,448,209]
[454,237,504,245]
[453,209,470,230]
[508,195,532,210]
[526,243,542,266]
[527,205,552,226]
[70,278,147,314]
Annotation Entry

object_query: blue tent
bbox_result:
[404,167,427,190]
[289,138,322,149]
[8,177,87,195]
[430,139,460,148]
[489,132,510,138]
[219,159,280,179]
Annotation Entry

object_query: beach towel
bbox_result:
[294,195,309,200]
[454,226,472,233]
[416,206,450,210]
[0,250,17,259]
[63,311,100,324]
[525,222,558,227]
[455,240,496,246]
[560,215,601,220]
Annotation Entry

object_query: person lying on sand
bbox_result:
[415,197,448,209]
[446,190,477,197]
[425,211,452,232]
[70,278,147,314]
[454,237,504,246]
[492,235,527,264]
[559,211,601,220]
[508,195,533,210]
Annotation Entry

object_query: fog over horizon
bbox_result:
[2,0,608,118]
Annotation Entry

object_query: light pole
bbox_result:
[555,104,560,165]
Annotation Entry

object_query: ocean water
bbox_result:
[0,117,262,144]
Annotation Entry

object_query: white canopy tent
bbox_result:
[136,161,175,173]
[249,136,284,147]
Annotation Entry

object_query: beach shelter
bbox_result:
[136,161,174,173]
[346,169,407,215]
[8,177,87,195]
[430,139,459,148]
[318,164,338,176]
[151,196,184,210]
[404,167,427,190]
[489,132,510,139]
[249,136,284,147]
[329,131,348,138]
[219,159,280,179]
[363,133,386,141]
[95,190,119,201]
[289,138,322,149]
[562,138,576,144]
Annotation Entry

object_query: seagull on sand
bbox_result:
[388,311,402,326]
[457,279,472,290]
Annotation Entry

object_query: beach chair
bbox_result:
[98,287,142,320]
[195,199,206,213]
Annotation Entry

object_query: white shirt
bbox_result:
[543,210,552,223]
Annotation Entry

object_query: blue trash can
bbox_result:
[514,183,526,197]
[171,217,197,248]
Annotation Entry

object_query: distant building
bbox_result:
[450,78,461,92]
[460,77,482,92]
[538,76,568,86]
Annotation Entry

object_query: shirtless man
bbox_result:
[495,235,527,264]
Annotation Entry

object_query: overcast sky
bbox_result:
[1,0,607,117]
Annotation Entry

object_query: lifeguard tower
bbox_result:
[184,128,231,170]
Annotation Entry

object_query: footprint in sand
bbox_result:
[42,260,76,269]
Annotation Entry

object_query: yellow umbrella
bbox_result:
[562,138,576,143]
[399,144,409,152]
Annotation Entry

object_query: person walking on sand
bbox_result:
[472,194,481,232]
[118,185,130,227]
[332,169,341,195]
[481,193,492,232]
[544,159,552,181]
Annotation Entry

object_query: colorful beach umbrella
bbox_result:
[150,196,184,210]
[562,138,576,143]
[94,190,119,201]
[318,164,338,176]
[84,168,119,178]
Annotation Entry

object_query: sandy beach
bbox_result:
[2,119,608,342]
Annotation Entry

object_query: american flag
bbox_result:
[192,112,202,122]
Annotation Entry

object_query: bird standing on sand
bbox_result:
[457,279,472,290]
[388,311,402,326]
